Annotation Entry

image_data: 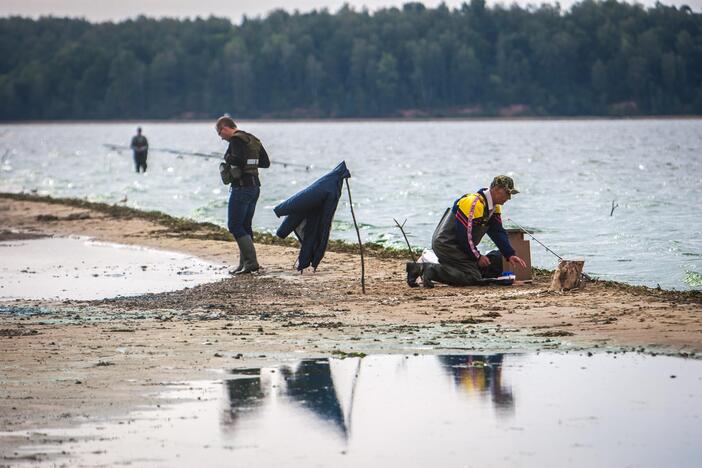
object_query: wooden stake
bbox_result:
[345,178,366,294]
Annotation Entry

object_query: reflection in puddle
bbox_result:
[2,353,702,467]
[438,354,514,415]
[0,236,228,300]
[224,354,516,442]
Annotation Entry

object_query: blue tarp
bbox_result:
[274,161,351,271]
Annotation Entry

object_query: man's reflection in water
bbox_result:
[223,354,515,437]
[438,354,515,415]
[222,368,265,428]
[224,360,347,436]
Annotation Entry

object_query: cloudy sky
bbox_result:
[1,0,700,23]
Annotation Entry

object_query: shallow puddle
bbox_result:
[0,236,228,300]
[2,352,701,467]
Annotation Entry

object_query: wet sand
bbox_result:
[1,193,701,440]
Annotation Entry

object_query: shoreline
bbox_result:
[2,115,702,125]
[1,193,701,435]
[1,192,699,298]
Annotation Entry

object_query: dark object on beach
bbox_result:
[0,230,49,241]
[549,260,585,291]
[274,161,351,271]
[0,328,39,337]
[65,212,91,220]
[36,212,90,222]
[610,200,619,216]
[481,250,504,279]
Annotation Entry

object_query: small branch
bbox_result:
[610,200,619,217]
[393,218,417,263]
[345,179,365,294]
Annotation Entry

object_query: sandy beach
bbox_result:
[1,193,701,450]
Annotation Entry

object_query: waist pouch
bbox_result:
[219,163,243,185]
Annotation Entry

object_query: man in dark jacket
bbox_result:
[216,115,270,274]
[407,175,527,288]
[130,127,148,173]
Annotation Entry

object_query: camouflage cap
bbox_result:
[491,175,519,195]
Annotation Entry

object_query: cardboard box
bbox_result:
[502,229,532,280]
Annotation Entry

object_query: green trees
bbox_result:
[0,1,700,120]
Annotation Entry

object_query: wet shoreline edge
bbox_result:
[2,191,699,302]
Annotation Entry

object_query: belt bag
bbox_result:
[219,162,243,185]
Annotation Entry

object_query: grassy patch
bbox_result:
[1,192,413,259]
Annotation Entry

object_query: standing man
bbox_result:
[216,115,270,275]
[130,127,149,173]
[407,175,527,288]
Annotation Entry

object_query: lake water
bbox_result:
[3,353,701,467]
[1,120,700,290]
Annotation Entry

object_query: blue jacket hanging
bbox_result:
[274,161,351,271]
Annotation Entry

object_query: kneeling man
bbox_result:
[408,175,527,288]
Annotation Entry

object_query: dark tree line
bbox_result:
[1,0,701,120]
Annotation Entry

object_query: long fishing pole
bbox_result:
[103,144,311,170]
[505,217,564,261]
[507,217,591,281]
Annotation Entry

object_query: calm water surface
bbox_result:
[4,353,701,467]
[1,120,700,289]
[0,236,228,300]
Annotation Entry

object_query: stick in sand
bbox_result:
[345,179,366,294]
[393,218,417,263]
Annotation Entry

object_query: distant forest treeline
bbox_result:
[1,0,702,120]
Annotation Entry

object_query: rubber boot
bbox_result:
[230,259,244,275]
[421,265,435,288]
[229,241,244,275]
[234,235,259,275]
[406,262,423,288]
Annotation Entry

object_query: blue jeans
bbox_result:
[228,186,260,239]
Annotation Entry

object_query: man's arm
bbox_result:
[224,139,247,167]
[486,211,527,269]
[258,146,270,168]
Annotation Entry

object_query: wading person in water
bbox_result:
[407,175,527,288]
[130,127,149,173]
[216,115,270,274]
